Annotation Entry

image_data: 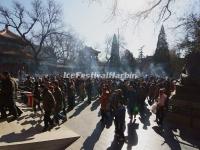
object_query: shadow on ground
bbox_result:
[80,121,104,150]
[69,101,89,119]
[0,124,43,143]
[90,99,100,111]
[139,104,152,130]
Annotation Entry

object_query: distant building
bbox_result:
[0,25,32,76]
[76,46,101,73]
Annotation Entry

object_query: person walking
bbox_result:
[85,78,92,104]
[114,98,126,142]
[110,89,126,142]
[41,85,56,132]
[127,85,138,123]
[1,72,18,120]
[79,80,86,102]
[100,85,110,123]
[33,82,43,114]
[53,81,67,125]
[67,80,76,110]
[156,88,167,126]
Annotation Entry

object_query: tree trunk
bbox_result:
[32,55,40,73]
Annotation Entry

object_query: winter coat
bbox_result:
[114,105,126,124]
[100,91,110,111]
[53,87,63,112]
[33,88,41,102]
[42,89,56,112]
[1,78,15,105]
[127,89,138,114]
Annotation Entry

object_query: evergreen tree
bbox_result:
[154,25,170,64]
[108,34,121,71]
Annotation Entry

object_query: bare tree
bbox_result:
[135,0,173,22]
[0,1,38,46]
[0,0,63,69]
[44,31,85,66]
[91,0,199,23]
[178,13,200,55]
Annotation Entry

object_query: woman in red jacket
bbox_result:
[100,84,110,123]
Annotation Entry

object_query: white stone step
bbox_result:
[0,102,80,150]
[0,125,80,150]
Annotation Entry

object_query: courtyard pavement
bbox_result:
[0,98,200,150]
[65,98,200,150]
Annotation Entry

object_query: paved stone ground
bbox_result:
[65,98,200,150]
[0,102,80,150]
[1,98,199,150]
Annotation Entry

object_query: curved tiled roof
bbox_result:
[0,26,27,45]
[84,46,100,55]
[0,26,32,59]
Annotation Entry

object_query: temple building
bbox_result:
[0,25,32,76]
[75,46,101,73]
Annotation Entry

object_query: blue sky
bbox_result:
[1,0,199,60]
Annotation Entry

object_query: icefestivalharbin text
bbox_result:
[63,72,136,79]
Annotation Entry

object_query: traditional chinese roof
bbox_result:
[84,46,100,55]
[0,25,27,45]
[0,26,32,59]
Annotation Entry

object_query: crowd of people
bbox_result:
[98,76,175,141]
[0,72,176,139]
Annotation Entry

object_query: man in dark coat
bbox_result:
[0,73,6,119]
[24,76,34,92]
[138,82,147,112]
[58,78,67,116]
[53,81,67,124]
[0,72,18,119]
[67,80,75,110]
[41,85,56,132]
[33,82,43,114]
[110,89,126,141]
[113,92,126,142]
[127,85,138,123]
